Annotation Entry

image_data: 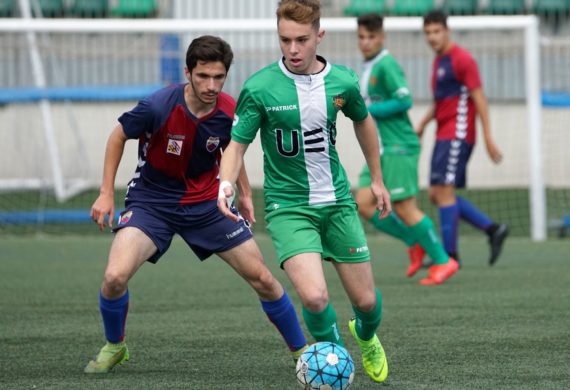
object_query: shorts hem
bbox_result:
[279,248,323,268]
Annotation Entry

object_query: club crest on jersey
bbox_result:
[166,139,183,155]
[206,136,220,152]
[333,94,345,110]
[119,211,133,225]
[369,76,378,86]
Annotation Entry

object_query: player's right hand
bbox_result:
[218,181,240,222]
[90,193,114,231]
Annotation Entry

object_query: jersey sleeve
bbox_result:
[231,84,262,144]
[368,58,412,118]
[118,96,163,139]
[382,58,412,103]
[455,51,482,91]
[341,69,369,122]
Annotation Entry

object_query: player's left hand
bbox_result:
[371,181,392,219]
[237,194,256,226]
[485,139,503,164]
[218,181,240,222]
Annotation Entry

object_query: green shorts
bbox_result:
[265,203,370,267]
[358,153,419,202]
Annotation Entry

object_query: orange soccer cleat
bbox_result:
[419,258,459,285]
[406,243,426,277]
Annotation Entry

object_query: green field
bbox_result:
[1,234,569,389]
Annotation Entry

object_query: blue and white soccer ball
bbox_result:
[296,342,355,390]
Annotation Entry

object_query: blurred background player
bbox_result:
[354,13,458,285]
[84,35,307,374]
[218,0,390,383]
[417,10,509,266]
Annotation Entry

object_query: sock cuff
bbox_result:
[260,290,291,314]
[100,290,129,308]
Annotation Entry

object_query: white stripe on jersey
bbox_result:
[295,76,336,205]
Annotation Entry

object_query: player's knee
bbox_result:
[352,293,377,313]
[249,267,278,297]
[300,289,329,313]
[102,270,129,298]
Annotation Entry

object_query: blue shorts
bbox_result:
[113,200,253,263]
[430,140,474,188]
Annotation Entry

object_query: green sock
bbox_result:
[410,216,449,265]
[369,211,416,247]
[302,304,344,346]
[352,288,382,341]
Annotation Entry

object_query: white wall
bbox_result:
[0,102,567,191]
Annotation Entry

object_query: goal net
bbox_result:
[0,16,566,239]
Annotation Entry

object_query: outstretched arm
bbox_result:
[471,87,502,163]
[90,124,128,231]
[218,140,249,222]
[353,114,391,218]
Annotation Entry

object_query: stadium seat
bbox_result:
[533,0,570,34]
[69,0,108,18]
[534,0,570,13]
[390,0,434,16]
[343,0,386,16]
[442,0,478,15]
[0,0,16,17]
[484,0,526,14]
[111,0,158,18]
[36,0,64,17]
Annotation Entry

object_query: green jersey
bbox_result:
[361,49,420,154]
[232,57,368,212]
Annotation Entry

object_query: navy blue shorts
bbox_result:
[430,140,474,188]
[113,200,253,263]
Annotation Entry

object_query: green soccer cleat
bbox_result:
[84,341,129,374]
[348,318,388,383]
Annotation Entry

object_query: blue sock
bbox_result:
[439,203,459,256]
[261,291,307,352]
[456,196,493,231]
[99,290,129,344]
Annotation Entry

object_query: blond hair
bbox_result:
[276,0,320,30]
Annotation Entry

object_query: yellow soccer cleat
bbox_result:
[84,341,129,374]
[348,318,388,383]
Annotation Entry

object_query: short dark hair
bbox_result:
[357,13,384,32]
[423,10,448,28]
[185,35,233,73]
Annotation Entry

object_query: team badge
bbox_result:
[166,139,182,155]
[437,67,445,78]
[333,94,345,110]
[369,76,377,86]
[119,210,133,225]
[206,136,220,152]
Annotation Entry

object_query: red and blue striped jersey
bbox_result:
[119,84,235,205]
[431,45,481,144]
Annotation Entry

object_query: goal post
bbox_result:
[0,16,549,239]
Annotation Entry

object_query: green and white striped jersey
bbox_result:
[232,57,368,212]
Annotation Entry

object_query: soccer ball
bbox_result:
[296,342,355,390]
